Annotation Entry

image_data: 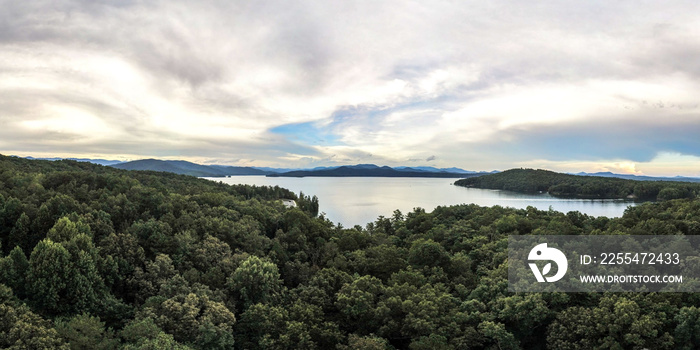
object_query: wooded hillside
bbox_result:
[1,155,699,349]
[456,168,700,200]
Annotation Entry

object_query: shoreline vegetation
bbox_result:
[455,168,700,201]
[1,154,700,349]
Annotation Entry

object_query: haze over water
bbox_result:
[208,176,637,227]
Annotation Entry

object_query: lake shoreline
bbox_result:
[204,176,637,227]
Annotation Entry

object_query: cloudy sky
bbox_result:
[2,0,700,176]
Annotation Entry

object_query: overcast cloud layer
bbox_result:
[2,0,700,175]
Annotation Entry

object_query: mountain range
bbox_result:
[573,171,700,183]
[111,159,268,177]
[111,160,482,178]
[24,156,123,166]
[266,164,489,178]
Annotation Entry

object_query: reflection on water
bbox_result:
[206,176,637,227]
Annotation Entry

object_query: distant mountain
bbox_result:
[39,157,492,178]
[394,166,474,174]
[252,166,304,173]
[268,164,487,178]
[257,164,483,175]
[574,171,700,183]
[346,164,382,170]
[112,159,268,177]
[24,156,123,166]
[251,165,347,172]
[209,165,272,175]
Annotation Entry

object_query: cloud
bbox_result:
[1,0,700,174]
[519,152,700,178]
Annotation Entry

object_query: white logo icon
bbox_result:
[528,243,567,282]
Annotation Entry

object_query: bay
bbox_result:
[205,176,637,227]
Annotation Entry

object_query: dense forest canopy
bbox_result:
[1,155,700,349]
[455,168,700,201]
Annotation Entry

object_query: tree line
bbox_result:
[1,155,700,349]
[455,168,700,201]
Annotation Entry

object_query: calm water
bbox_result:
[206,176,637,227]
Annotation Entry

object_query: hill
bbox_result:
[455,168,700,200]
[394,166,477,174]
[24,156,124,166]
[112,159,268,177]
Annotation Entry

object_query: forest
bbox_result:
[1,154,700,349]
[455,168,700,201]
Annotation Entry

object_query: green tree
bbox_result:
[32,194,82,236]
[129,219,176,259]
[407,239,450,269]
[674,306,700,350]
[235,301,341,350]
[338,333,392,350]
[227,255,283,309]
[47,217,91,243]
[0,284,68,349]
[297,267,352,313]
[120,317,193,350]
[0,197,23,250]
[547,296,673,349]
[8,212,31,255]
[409,334,453,350]
[128,254,178,302]
[139,293,235,349]
[477,321,519,350]
[335,275,384,334]
[234,303,289,350]
[55,313,118,350]
[0,246,29,299]
[27,239,73,315]
[376,280,462,344]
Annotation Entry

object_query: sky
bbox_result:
[1,1,700,176]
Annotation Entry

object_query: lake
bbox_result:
[205,176,638,227]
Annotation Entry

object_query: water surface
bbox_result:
[206,176,637,227]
